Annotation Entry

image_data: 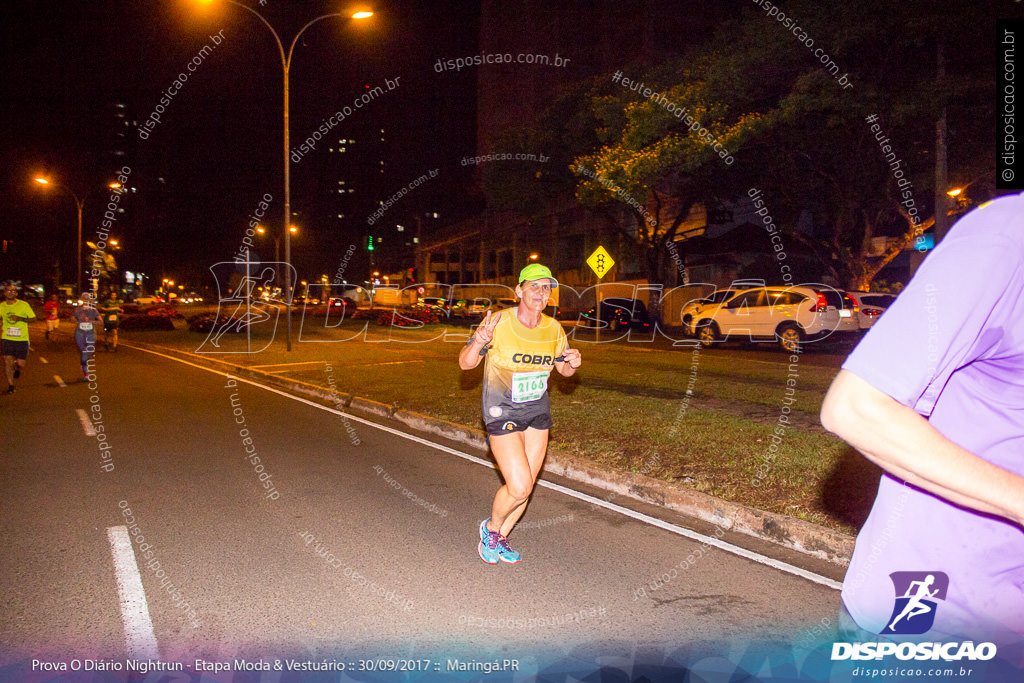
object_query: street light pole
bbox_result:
[34,178,84,297]
[74,196,83,297]
[215,1,371,351]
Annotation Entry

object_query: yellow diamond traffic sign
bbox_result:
[586,246,615,278]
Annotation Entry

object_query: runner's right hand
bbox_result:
[475,310,501,345]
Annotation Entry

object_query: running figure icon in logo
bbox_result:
[882,571,949,635]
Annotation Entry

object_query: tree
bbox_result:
[570,61,769,295]
[716,0,998,290]
[483,1,1001,293]
[85,240,117,290]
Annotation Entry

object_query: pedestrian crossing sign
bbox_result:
[586,246,615,278]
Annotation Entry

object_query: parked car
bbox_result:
[446,299,472,317]
[681,288,743,336]
[484,298,517,315]
[845,291,896,329]
[467,298,495,317]
[414,296,448,314]
[132,295,164,308]
[580,298,653,332]
[692,285,859,351]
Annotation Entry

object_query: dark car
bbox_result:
[327,297,354,309]
[581,298,652,331]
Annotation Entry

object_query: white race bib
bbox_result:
[79,322,94,331]
[5,326,21,337]
[511,370,549,403]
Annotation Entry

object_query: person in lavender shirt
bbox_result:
[821,191,1024,645]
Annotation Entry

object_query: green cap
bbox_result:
[518,263,558,288]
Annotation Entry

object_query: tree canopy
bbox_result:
[483,1,1001,291]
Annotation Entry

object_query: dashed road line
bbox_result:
[76,408,97,436]
[107,526,161,661]
[54,375,66,387]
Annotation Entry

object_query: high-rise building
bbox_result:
[324,126,387,232]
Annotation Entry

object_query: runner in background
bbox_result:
[73,293,102,379]
[99,290,123,352]
[43,294,60,341]
[2,284,36,394]
[459,264,582,564]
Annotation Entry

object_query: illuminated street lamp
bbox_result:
[194,0,373,350]
[257,224,298,289]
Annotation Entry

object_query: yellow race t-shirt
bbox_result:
[479,309,567,424]
[1,300,36,342]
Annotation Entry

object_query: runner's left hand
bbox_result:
[562,348,582,369]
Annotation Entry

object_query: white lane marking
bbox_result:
[256,359,427,372]
[76,408,96,435]
[107,526,160,661]
[125,344,843,591]
[54,375,66,387]
[249,360,327,369]
[39,356,49,364]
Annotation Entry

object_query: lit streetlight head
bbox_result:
[947,188,963,197]
[34,177,49,184]
[353,11,373,19]
[256,226,265,234]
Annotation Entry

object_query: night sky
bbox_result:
[3,1,1022,294]
[0,0,481,291]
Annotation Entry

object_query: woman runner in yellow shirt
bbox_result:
[458,264,582,564]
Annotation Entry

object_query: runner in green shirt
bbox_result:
[2,284,36,394]
[99,291,123,352]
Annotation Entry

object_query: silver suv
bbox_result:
[693,285,859,351]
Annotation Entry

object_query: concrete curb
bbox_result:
[126,340,855,566]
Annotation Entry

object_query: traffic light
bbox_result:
[367,235,375,251]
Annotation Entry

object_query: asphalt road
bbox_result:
[0,331,842,673]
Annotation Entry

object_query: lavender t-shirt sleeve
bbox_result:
[843,235,1023,416]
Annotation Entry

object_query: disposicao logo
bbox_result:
[882,571,948,635]
[831,571,997,662]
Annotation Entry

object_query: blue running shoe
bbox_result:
[496,534,521,564]
[478,519,500,564]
